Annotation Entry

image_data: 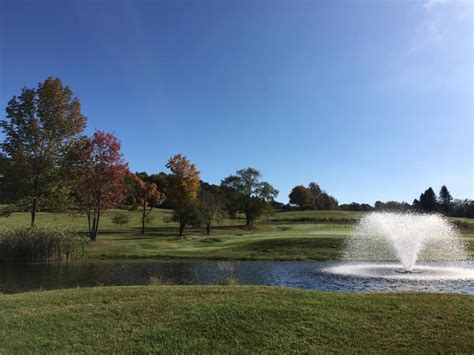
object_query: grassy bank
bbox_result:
[1,209,473,260]
[0,286,472,353]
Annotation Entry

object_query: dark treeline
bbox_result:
[337,185,474,218]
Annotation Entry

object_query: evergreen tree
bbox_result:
[419,187,438,212]
[438,185,453,215]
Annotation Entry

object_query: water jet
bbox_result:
[325,212,472,282]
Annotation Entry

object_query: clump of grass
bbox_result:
[0,227,86,263]
[148,275,167,285]
[217,261,238,285]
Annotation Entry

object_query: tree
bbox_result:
[165,154,201,236]
[221,168,278,226]
[289,185,313,210]
[67,131,128,240]
[128,174,165,234]
[418,187,438,212]
[0,77,86,226]
[439,185,453,215]
[112,212,130,229]
[195,185,225,235]
[135,171,171,208]
[308,182,322,209]
[316,192,338,210]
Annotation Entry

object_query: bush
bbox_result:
[0,227,86,263]
[111,212,130,229]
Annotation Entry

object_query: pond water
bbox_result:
[1,260,473,294]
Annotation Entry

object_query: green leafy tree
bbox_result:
[316,192,338,210]
[221,168,278,226]
[195,186,226,235]
[308,182,322,209]
[0,77,86,226]
[289,185,314,210]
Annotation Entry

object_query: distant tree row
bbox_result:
[288,183,338,210]
[413,186,474,218]
[338,185,473,218]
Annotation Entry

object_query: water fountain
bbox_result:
[325,212,474,281]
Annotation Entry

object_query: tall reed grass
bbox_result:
[0,227,86,263]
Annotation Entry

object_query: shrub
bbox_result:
[111,212,130,229]
[0,227,86,263]
[148,275,167,285]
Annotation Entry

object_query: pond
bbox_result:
[0,260,473,294]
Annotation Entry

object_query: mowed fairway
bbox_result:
[0,286,473,353]
[1,209,473,260]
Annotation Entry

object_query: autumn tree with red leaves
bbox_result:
[68,131,128,240]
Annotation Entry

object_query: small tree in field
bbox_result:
[128,174,165,234]
[196,186,225,235]
[0,77,86,226]
[112,212,130,229]
[68,131,128,240]
[165,154,201,236]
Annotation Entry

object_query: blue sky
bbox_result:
[1,0,473,204]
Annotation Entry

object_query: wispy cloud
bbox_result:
[423,0,449,9]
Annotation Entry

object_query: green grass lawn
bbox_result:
[0,286,472,353]
[1,209,473,260]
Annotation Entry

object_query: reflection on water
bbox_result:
[0,260,473,294]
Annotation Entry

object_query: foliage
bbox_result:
[308,182,322,208]
[166,154,201,236]
[127,173,165,234]
[134,171,172,208]
[289,185,314,210]
[417,187,438,212]
[0,226,85,263]
[67,131,128,240]
[0,77,86,226]
[194,185,226,234]
[111,212,130,229]
[439,185,453,215]
[221,167,278,225]
[340,202,373,212]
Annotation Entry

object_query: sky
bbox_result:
[1,0,473,204]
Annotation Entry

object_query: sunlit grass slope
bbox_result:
[0,286,472,353]
[1,209,473,260]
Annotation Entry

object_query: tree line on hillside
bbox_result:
[335,186,474,218]
[0,77,280,239]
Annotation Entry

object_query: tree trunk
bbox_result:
[245,214,252,226]
[141,200,146,234]
[206,223,211,235]
[179,221,185,237]
[90,209,100,241]
[30,198,37,227]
